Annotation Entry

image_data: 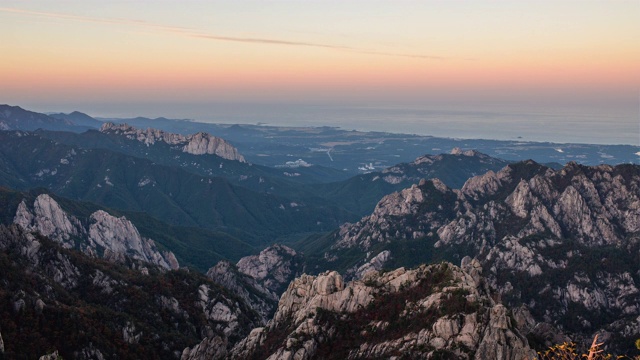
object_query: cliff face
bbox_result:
[0,224,260,359]
[206,244,303,323]
[235,244,304,295]
[100,122,246,162]
[327,161,640,350]
[183,244,305,359]
[225,262,534,360]
[206,260,278,325]
[14,194,178,270]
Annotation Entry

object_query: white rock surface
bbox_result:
[14,194,178,270]
[101,122,245,162]
[224,262,535,360]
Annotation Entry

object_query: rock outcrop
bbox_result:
[187,245,304,358]
[327,160,640,351]
[0,224,259,359]
[235,244,304,295]
[100,122,245,162]
[206,260,278,324]
[347,249,392,280]
[39,351,63,360]
[377,147,508,186]
[223,262,535,360]
[14,194,178,269]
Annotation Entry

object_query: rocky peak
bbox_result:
[14,194,82,248]
[88,210,179,269]
[100,122,245,162]
[461,167,511,200]
[14,194,178,270]
[0,223,259,359]
[332,178,457,252]
[236,244,303,295]
[451,147,483,157]
[205,244,303,326]
[225,262,535,359]
[451,147,465,155]
[329,160,640,352]
[206,260,278,324]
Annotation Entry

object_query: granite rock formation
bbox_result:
[100,122,245,162]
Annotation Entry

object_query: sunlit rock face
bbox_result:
[14,194,178,270]
[100,122,245,162]
[222,262,535,360]
[328,161,640,351]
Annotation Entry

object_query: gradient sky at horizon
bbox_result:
[1,1,638,143]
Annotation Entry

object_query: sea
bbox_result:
[83,102,640,146]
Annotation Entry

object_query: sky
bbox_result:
[1,1,638,144]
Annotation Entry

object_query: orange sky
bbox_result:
[1,1,638,116]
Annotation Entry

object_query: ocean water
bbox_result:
[195,104,639,146]
[84,102,639,146]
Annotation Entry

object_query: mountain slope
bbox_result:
[14,193,179,269]
[0,131,355,245]
[49,111,103,129]
[36,126,349,186]
[207,244,305,323]
[312,148,509,215]
[185,261,535,360]
[0,105,88,132]
[0,186,256,272]
[0,224,261,359]
[322,160,640,352]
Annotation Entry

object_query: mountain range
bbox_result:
[1,103,639,358]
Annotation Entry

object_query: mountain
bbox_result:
[311,148,510,215]
[0,224,261,359]
[0,130,355,246]
[319,160,640,352]
[0,105,88,132]
[49,111,103,129]
[13,193,179,270]
[185,261,535,360]
[0,186,256,272]
[97,114,640,170]
[37,125,510,218]
[207,244,304,323]
[100,122,246,162]
[36,126,348,186]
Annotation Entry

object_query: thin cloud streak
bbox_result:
[1,6,448,60]
[185,33,352,50]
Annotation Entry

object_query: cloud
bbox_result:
[0,6,446,60]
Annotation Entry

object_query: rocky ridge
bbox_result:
[314,147,510,216]
[206,245,303,322]
[206,260,278,324]
[14,193,178,269]
[377,147,507,186]
[185,245,305,357]
[235,244,304,295]
[100,122,246,162]
[0,224,260,359]
[217,261,535,360]
[326,160,640,351]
